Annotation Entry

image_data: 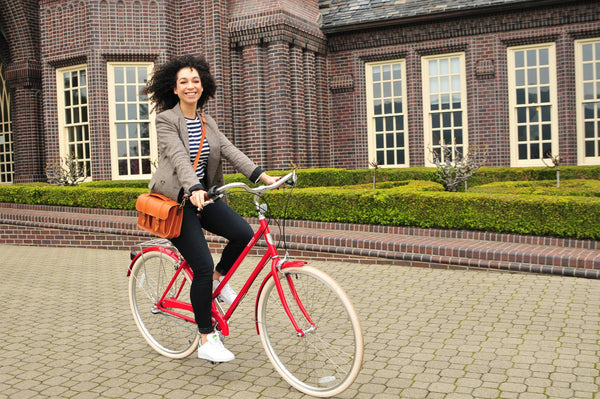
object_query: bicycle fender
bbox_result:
[126,246,180,277]
[254,260,306,335]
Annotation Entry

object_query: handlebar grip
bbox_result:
[207,185,220,200]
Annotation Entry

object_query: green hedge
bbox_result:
[0,184,145,210]
[2,166,600,239]
[470,179,600,197]
[227,181,600,239]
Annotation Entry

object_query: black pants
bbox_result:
[170,200,253,334]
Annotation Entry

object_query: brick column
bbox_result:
[266,41,292,169]
[315,53,331,167]
[303,50,318,168]
[6,61,45,183]
[240,44,267,166]
[289,45,306,166]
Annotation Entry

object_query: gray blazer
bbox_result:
[149,103,263,201]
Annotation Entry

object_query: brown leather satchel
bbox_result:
[136,114,207,238]
[136,193,184,238]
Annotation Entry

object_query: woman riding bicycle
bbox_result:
[143,54,278,363]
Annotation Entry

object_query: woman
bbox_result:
[144,55,278,363]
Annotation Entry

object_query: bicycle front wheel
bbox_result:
[256,266,364,397]
[128,250,199,359]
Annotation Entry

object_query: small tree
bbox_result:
[46,153,87,186]
[430,143,487,192]
[542,152,562,188]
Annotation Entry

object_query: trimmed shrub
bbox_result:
[0,184,144,209]
[2,166,600,239]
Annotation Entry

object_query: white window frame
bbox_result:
[56,64,91,180]
[575,38,600,166]
[507,43,558,167]
[365,59,409,168]
[0,62,13,184]
[107,62,156,180]
[422,52,468,167]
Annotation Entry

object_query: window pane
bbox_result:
[392,63,402,79]
[129,141,138,156]
[139,104,148,119]
[382,65,391,80]
[127,104,137,120]
[375,117,383,132]
[141,140,150,156]
[383,82,391,97]
[516,70,525,86]
[515,51,525,68]
[115,86,125,102]
[126,67,136,83]
[118,141,127,157]
[116,123,126,139]
[81,106,88,123]
[138,68,147,83]
[530,143,539,159]
[372,66,380,82]
[127,85,137,102]
[585,140,595,156]
[140,123,149,138]
[116,104,126,120]
[142,158,151,174]
[128,123,138,139]
[115,67,124,84]
[373,83,381,98]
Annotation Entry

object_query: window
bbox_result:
[0,62,13,184]
[56,65,91,178]
[575,38,600,165]
[507,43,558,167]
[107,63,155,179]
[422,53,468,165]
[366,60,408,167]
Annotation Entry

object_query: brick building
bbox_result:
[0,0,598,184]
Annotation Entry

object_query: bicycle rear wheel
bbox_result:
[128,250,199,359]
[256,266,364,397]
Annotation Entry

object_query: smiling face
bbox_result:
[173,67,203,108]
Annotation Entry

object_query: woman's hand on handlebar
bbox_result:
[259,172,280,187]
[189,189,209,210]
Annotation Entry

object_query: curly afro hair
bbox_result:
[143,54,216,112]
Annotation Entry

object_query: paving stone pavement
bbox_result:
[0,244,599,399]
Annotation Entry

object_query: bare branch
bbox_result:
[429,143,488,192]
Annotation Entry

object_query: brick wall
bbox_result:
[2,0,599,184]
[326,1,600,168]
[40,0,174,181]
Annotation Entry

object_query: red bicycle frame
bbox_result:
[127,212,314,338]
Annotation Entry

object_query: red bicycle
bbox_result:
[126,170,364,397]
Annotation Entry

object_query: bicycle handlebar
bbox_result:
[207,170,297,201]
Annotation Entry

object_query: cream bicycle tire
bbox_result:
[256,265,364,397]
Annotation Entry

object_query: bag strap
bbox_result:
[192,113,207,171]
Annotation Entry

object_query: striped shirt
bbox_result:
[186,116,210,182]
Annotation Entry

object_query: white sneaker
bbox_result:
[198,332,235,363]
[213,277,237,306]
